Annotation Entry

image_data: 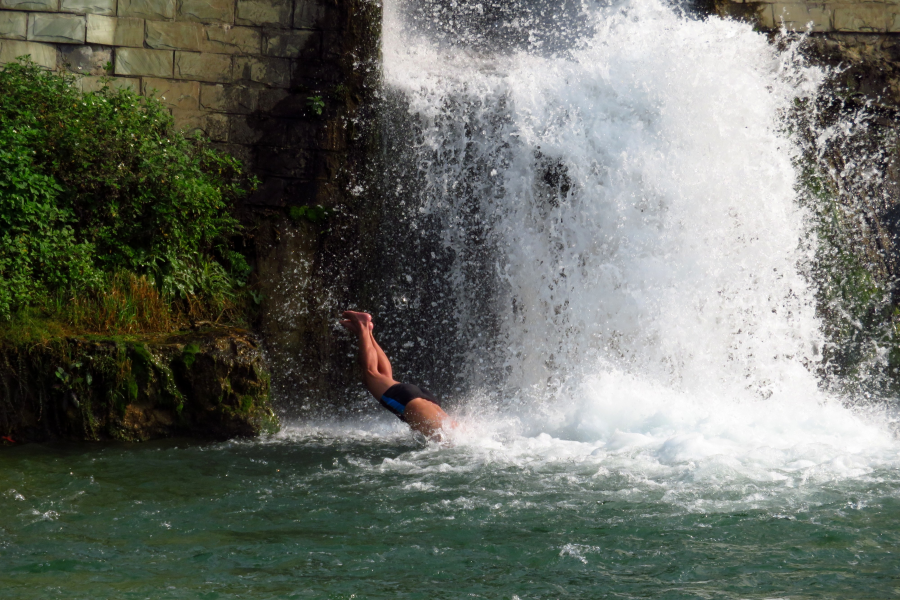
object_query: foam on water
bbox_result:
[269,411,897,515]
[372,0,900,487]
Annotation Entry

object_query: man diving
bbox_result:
[340,311,453,439]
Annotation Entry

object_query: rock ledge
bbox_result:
[0,327,278,443]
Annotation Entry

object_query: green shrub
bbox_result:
[0,59,257,330]
[0,134,97,317]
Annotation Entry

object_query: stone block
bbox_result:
[177,0,234,23]
[143,77,200,109]
[293,0,339,29]
[201,24,260,53]
[174,51,232,82]
[210,142,254,168]
[59,43,111,74]
[261,118,317,147]
[291,58,336,86]
[0,0,57,11]
[0,39,57,67]
[715,1,778,26]
[229,114,281,144]
[264,29,318,57]
[115,47,173,77]
[286,118,329,148]
[234,55,290,87]
[246,176,315,207]
[118,0,174,19]
[146,21,202,51]
[0,11,27,39]
[61,0,115,15]
[27,13,85,43]
[236,0,291,26]
[206,115,231,142]
[171,108,228,141]
[317,120,344,151]
[321,28,348,60]
[80,74,139,92]
[86,15,143,46]
[889,5,900,31]
[257,88,290,113]
[200,83,258,113]
[293,0,321,27]
[756,3,775,29]
[773,3,832,30]
[321,151,343,178]
[206,112,229,141]
[256,146,314,178]
[833,3,886,31]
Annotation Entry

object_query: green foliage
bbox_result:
[306,95,325,116]
[332,84,349,100]
[0,309,65,344]
[182,342,201,368]
[288,204,333,224]
[0,131,98,318]
[0,59,257,329]
[0,331,277,441]
[59,271,176,333]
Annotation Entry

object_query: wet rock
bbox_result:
[0,327,278,444]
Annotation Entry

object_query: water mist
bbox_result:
[372,0,900,481]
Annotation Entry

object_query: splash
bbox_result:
[375,0,899,476]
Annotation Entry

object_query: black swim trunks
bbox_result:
[379,383,441,421]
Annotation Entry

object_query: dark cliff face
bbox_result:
[248,0,385,417]
[796,33,900,251]
[0,328,278,444]
[770,30,900,392]
[804,34,900,109]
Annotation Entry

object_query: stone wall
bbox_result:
[716,0,900,32]
[0,0,382,413]
[0,0,364,208]
[713,0,900,106]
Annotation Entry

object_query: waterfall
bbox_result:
[371,0,899,462]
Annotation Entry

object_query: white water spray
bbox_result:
[379,0,899,476]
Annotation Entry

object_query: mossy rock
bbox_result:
[0,327,278,443]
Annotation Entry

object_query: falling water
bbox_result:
[375,0,900,472]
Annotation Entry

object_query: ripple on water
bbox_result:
[0,418,898,598]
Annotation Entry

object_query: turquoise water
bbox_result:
[2,421,899,599]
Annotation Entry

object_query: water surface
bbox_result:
[3,419,898,599]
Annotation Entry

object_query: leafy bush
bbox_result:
[0,134,97,318]
[0,59,257,330]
